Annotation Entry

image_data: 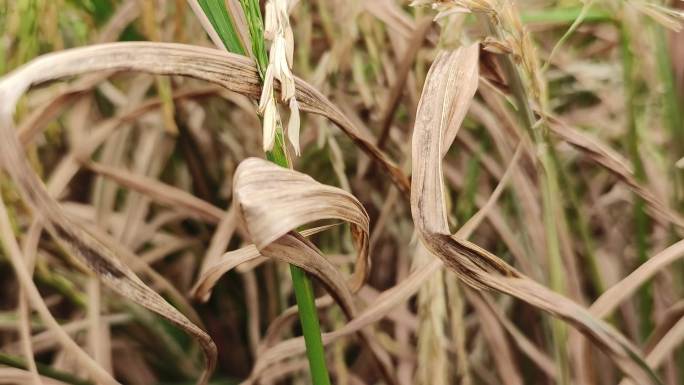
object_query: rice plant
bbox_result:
[0,1,683,385]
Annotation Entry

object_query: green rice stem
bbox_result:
[198,2,331,383]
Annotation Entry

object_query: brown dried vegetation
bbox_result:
[1,1,684,385]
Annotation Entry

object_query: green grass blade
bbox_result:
[197,0,245,54]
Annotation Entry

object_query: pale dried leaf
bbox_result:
[85,161,225,223]
[410,45,661,385]
[228,157,397,384]
[192,225,336,301]
[547,115,684,228]
[234,157,370,292]
[245,107,525,375]
[4,42,408,196]
[590,239,684,318]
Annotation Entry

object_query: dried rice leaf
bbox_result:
[17,73,109,146]
[192,226,357,320]
[229,158,396,385]
[196,207,238,278]
[234,157,370,292]
[192,225,336,301]
[19,85,219,148]
[547,115,684,228]
[259,295,336,351]
[479,292,558,379]
[247,257,444,381]
[0,194,118,385]
[410,44,661,385]
[465,290,523,385]
[7,43,408,196]
[84,161,225,224]
[260,233,357,317]
[590,239,684,318]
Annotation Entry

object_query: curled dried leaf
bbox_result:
[227,158,396,384]
[0,43,256,385]
[410,44,661,385]
[3,42,408,196]
[234,157,370,292]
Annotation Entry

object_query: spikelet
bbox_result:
[259,0,302,154]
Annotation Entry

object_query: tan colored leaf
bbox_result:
[0,195,119,385]
[410,44,661,385]
[234,157,370,292]
[0,45,230,385]
[84,161,225,224]
[19,85,220,148]
[228,158,396,385]
[465,290,523,385]
[547,115,684,229]
[590,239,684,318]
[479,291,558,379]
[6,42,408,197]
[191,225,337,301]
